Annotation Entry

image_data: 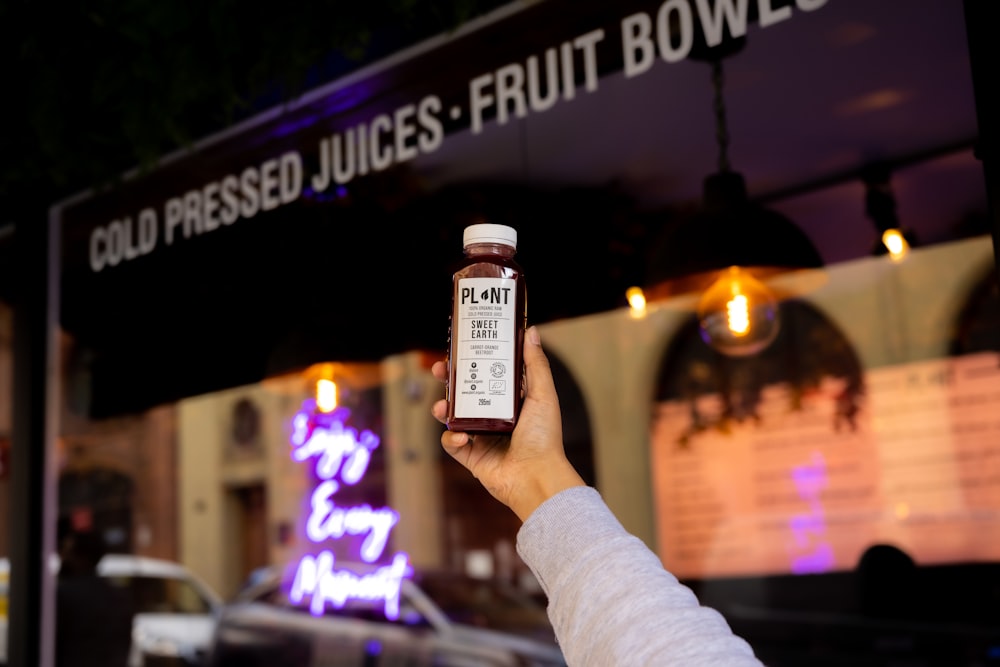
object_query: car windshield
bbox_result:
[103,575,213,615]
[413,572,552,639]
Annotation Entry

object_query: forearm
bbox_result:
[517,487,763,667]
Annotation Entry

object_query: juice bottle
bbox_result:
[446,223,527,433]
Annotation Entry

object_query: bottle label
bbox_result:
[453,277,517,420]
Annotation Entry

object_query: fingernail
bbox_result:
[527,326,540,346]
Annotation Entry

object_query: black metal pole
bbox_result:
[963,0,1000,282]
[8,212,58,667]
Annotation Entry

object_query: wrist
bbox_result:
[510,460,586,522]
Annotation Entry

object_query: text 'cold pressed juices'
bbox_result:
[446,223,527,433]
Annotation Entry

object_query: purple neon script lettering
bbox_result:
[290,551,411,619]
[290,411,310,447]
[290,410,379,484]
[791,543,834,574]
[306,480,400,562]
[789,452,833,574]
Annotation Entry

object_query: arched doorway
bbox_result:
[650,299,866,580]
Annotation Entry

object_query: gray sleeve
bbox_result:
[516,486,763,667]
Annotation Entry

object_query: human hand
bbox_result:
[431,326,586,521]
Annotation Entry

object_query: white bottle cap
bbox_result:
[463,223,517,249]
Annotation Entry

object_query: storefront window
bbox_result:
[6,1,996,665]
[649,235,1000,662]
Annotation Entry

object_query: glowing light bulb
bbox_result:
[881,229,909,261]
[626,286,647,314]
[726,294,750,334]
[697,266,780,357]
[316,379,338,413]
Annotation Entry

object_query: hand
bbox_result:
[431,326,586,521]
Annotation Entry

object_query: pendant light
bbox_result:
[641,53,823,357]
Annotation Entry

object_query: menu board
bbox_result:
[651,351,1000,579]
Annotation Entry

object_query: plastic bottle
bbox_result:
[446,223,527,434]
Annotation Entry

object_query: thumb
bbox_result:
[523,326,558,405]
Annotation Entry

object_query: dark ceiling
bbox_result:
[42,0,997,417]
[411,0,986,263]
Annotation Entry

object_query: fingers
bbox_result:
[432,398,470,448]
[523,326,557,405]
[431,398,448,423]
[442,429,470,445]
[429,356,471,455]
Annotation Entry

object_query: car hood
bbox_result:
[449,624,565,664]
[133,613,217,652]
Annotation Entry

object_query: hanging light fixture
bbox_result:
[696,264,780,356]
[640,44,823,357]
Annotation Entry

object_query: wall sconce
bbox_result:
[864,164,916,262]
[302,360,383,413]
[881,229,910,261]
[626,286,647,317]
[306,362,339,412]
[315,378,338,412]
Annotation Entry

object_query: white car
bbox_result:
[0,554,222,667]
[99,554,223,666]
[206,561,565,667]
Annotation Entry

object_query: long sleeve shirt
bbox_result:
[517,486,764,667]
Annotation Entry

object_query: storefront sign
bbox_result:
[84,0,828,274]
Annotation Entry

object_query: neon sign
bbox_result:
[287,401,411,619]
[789,452,834,574]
